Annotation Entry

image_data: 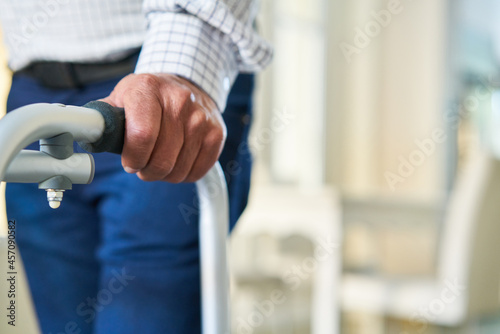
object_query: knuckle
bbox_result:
[216,127,226,142]
[127,126,155,148]
[173,87,194,106]
[126,88,155,108]
[116,74,136,88]
[207,127,225,147]
[136,74,160,90]
[189,110,208,130]
[177,85,193,99]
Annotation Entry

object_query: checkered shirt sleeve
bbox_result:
[135,0,273,110]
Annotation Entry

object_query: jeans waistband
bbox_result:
[15,49,140,89]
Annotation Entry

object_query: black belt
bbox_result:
[16,49,140,89]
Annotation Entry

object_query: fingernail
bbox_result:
[124,167,139,174]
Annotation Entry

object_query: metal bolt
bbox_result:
[46,189,64,209]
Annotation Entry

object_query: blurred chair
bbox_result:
[231,232,315,333]
[230,186,341,334]
[341,149,500,332]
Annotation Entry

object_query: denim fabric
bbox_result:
[6,72,254,334]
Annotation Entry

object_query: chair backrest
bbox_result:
[466,154,500,318]
[437,149,500,320]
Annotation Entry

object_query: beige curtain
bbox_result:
[325,0,448,197]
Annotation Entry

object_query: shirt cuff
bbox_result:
[135,12,238,111]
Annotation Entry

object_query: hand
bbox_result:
[101,73,226,183]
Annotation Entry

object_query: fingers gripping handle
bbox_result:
[77,101,125,154]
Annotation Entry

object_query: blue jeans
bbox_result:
[6,72,254,334]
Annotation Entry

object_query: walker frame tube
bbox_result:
[0,103,230,334]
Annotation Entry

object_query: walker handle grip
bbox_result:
[77,101,125,154]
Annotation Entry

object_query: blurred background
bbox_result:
[3,0,500,333]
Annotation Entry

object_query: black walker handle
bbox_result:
[77,100,125,154]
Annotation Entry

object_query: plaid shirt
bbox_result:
[0,0,272,109]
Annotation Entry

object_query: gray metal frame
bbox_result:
[0,103,230,334]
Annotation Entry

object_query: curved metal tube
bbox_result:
[197,164,230,334]
[0,103,230,334]
[4,150,94,184]
[0,103,104,181]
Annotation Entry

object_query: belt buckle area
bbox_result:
[32,62,80,89]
